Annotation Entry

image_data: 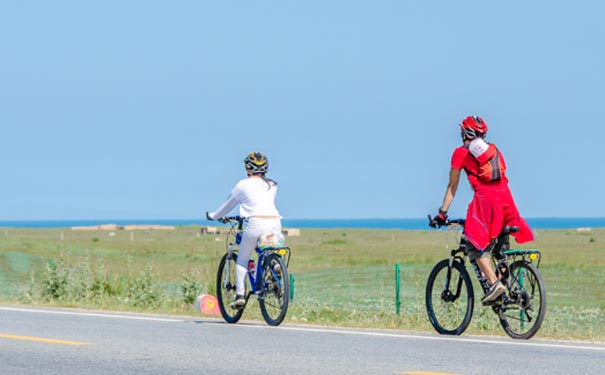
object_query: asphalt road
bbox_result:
[1,305,603,375]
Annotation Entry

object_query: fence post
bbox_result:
[290,273,295,300]
[395,264,401,315]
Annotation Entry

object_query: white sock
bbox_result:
[235,263,247,296]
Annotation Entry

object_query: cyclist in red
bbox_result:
[431,116,534,304]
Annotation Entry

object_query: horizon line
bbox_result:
[1,216,605,222]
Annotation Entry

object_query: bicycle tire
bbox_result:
[498,260,546,339]
[426,259,474,335]
[259,253,290,326]
[216,252,245,324]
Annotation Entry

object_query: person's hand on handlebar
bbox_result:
[429,209,448,228]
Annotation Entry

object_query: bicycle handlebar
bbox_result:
[216,216,246,225]
[447,218,466,226]
[427,214,465,228]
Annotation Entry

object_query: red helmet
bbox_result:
[460,116,488,140]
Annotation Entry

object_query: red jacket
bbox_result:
[451,145,534,250]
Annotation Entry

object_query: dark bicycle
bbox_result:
[426,216,546,339]
[215,216,291,326]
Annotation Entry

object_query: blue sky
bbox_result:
[1,1,603,220]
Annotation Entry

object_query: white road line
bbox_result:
[0,306,184,322]
[233,323,605,352]
[2,306,604,352]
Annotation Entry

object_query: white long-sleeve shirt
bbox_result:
[209,177,280,219]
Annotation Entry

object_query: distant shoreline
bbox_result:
[1,217,604,230]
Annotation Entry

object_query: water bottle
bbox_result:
[235,230,243,244]
[248,259,255,276]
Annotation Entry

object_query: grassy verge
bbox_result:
[0,225,603,341]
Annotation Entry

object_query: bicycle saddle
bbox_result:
[502,226,519,234]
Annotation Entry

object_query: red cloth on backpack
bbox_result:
[451,146,534,250]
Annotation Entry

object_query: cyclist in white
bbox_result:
[206,152,282,307]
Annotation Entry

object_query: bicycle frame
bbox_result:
[426,216,546,339]
[444,225,542,295]
[215,215,292,326]
[223,217,291,298]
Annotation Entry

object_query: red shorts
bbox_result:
[464,189,534,251]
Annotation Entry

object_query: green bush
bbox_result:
[42,256,70,301]
[36,254,167,309]
[127,266,162,308]
[180,271,204,304]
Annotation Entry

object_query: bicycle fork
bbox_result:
[443,256,465,302]
[224,251,235,289]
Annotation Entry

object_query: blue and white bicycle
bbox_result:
[215,216,291,326]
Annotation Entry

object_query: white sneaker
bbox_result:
[230,294,245,308]
[482,280,505,304]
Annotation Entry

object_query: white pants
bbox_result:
[235,217,282,295]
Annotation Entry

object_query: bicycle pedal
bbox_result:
[482,297,504,307]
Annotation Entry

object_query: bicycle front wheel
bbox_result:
[216,252,245,324]
[499,260,546,339]
[426,259,474,335]
[259,253,290,326]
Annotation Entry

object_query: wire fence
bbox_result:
[540,266,605,308]
[291,264,405,313]
[291,264,605,311]
[289,263,605,340]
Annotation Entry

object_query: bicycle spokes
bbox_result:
[498,261,546,339]
[216,252,246,324]
[426,259,474,335]
[258,253,290,326]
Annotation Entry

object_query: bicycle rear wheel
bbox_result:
[259,253,289,326]
[426,259,474,335]
[499,260,546,339]
[216,252,245,323]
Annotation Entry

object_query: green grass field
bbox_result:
[1,225,603,341]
